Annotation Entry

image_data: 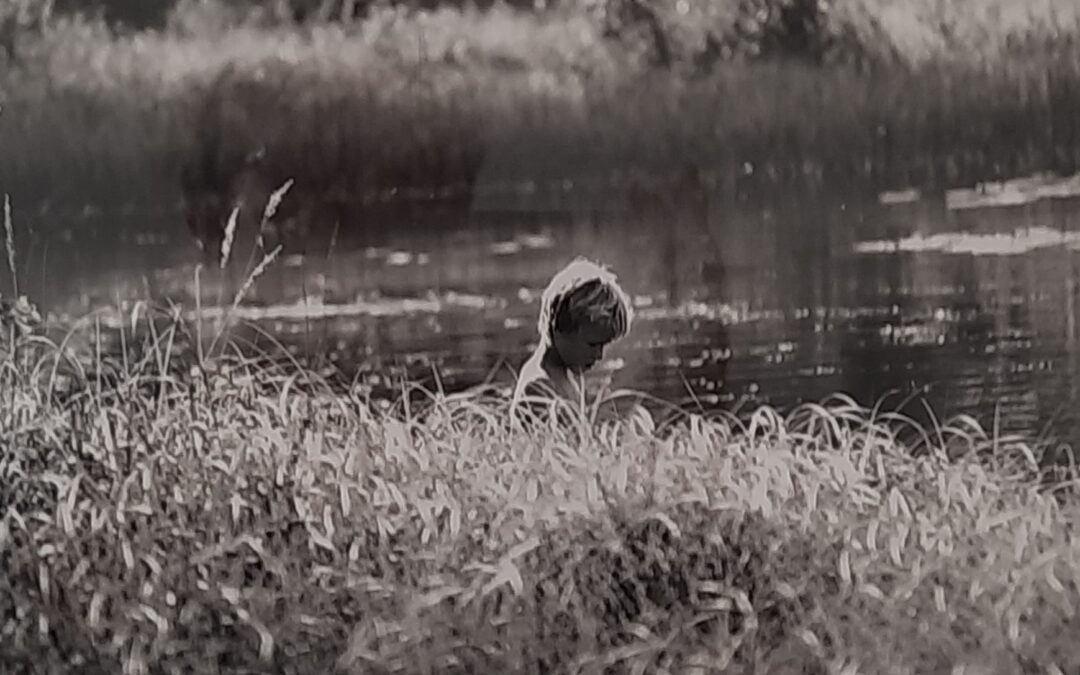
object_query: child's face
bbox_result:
[552,319,618,374]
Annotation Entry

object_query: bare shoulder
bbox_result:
[512,349,556,404]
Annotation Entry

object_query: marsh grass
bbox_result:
[2,281,1080,673]
[3,3,1080,242]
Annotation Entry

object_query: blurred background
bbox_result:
[4,0,1080,448]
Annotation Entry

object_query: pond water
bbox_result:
[12,171,1080,452]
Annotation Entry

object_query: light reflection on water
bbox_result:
[12,171,1080,450]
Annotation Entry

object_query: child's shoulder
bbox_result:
[512,348,554,401]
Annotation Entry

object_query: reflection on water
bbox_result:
[11,172,1080,450]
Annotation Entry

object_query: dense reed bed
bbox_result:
[2,0,1080,245]
[1,302,1079,674]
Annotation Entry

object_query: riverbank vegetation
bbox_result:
[2,299,1079,673]
[1,0,1080,237]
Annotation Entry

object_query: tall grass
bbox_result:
[1,302,1079,673]
[2,2,1080,250]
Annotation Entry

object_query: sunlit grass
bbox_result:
[1,294,1080,673]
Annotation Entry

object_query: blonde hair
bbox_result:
[536,257,633,345]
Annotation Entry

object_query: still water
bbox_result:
[13,171,1080,451]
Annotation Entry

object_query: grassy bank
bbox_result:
[2,1,1080,251]
[1,307,1079,674]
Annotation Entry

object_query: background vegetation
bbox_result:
[2,0,1080,256]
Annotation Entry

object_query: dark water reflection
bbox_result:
[12,173,1080,451]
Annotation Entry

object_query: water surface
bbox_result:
[12,172,1080,451]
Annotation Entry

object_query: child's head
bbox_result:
[537,257,633,373]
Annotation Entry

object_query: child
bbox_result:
[511,257,634,418]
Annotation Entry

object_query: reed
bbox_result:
[0,310,1077,672]
[1,2,1079,247]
